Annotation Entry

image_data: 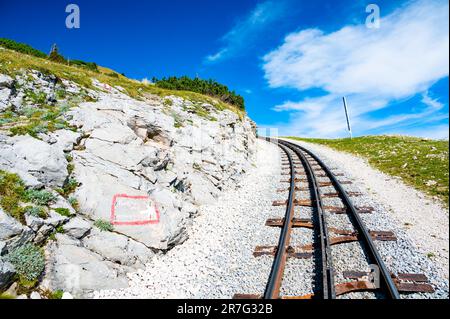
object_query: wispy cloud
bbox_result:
[205,1,289,63]
[262,0,449,138]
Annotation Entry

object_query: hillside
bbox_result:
[287,135,449,206]
[0,44,245,118]
[0,44,256,298]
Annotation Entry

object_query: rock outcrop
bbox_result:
[0,69,257,297]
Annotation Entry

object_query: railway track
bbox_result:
[235,138,434,299]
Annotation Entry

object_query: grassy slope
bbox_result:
[0,48,245,118]
[287,135,449,206]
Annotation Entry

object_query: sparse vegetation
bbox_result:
[287,135,449,206]
[94,219,114,232]
[5,103,73,138]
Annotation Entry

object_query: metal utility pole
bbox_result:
[342,96,352,139]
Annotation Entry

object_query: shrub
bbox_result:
[24,189,57,206]
[0,38,47,58]
[94,219,113,232]
[6,243,45,281]
[153,76,245,110]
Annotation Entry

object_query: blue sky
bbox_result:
[1,0,448,139]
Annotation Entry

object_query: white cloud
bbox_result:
[262,0,449,138]
[205,1,288,63]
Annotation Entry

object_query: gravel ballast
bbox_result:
[282,138,449,299]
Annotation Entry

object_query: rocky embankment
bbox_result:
[0,70,256,298]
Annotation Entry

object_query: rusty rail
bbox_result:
[288,141,336,298]
[263,142,296,299]
[285,140,401,299]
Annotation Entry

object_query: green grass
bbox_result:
[287,135,449,206]
[0,170,26,222]
[0,170,61,222]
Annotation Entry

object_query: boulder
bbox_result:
[90,126,138,144]
[63,217,91,239]
[0,88,11,111]
[0,258,16,290]
[84,138,158,170]
[25,214,45,232]
[0,208,23,241]
[187,172,217,205]
[0,74,14,88]
[61,292,73,299]
[41,235,128,297]
[45,210,70,228]
[30,291,41,299]
[82,229,154,267]
[34,224,54,245]
[50,130,82,152]
[1,227,34,254]
[8,135,68,187]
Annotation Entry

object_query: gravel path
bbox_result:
[282,138,449,298]
[94,139,282,299]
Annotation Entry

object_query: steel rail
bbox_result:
[263,142,296,299]
[284,139,401,299]
[280,140,336,299]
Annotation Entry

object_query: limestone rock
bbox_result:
[41,235,128,297]
[50,129,82,152]
[0,258,16,290]
[0,74,14,88]
[0,208,23,241]
[82,229,154,267]
[63,217,91,239]
[3,135,68,187]
[30,291,41,299]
